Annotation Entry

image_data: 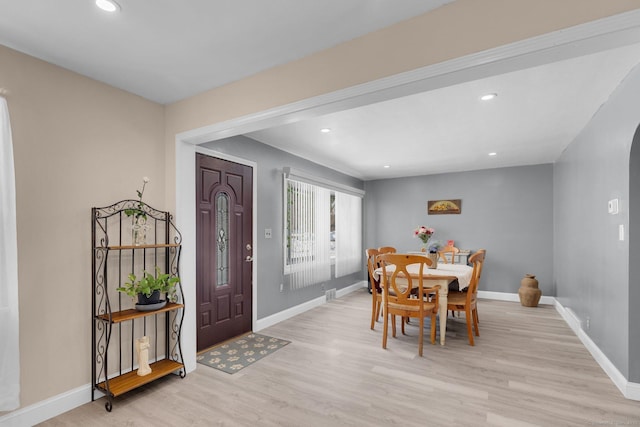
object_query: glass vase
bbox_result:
[132,216,149,246]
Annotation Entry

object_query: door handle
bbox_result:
[245,256,253,262]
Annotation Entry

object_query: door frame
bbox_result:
[176,144,257,373]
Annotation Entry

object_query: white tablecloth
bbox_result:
[375,262,473,291]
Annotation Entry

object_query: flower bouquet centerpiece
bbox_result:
[414,226,435,252]
[414,226,438,268]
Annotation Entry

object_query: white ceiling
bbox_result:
[247,43,640,179]
[0,0,452,104]
[2,1,640,180]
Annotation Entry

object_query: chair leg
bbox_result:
[430,314,436,344]
[382,312,389,349]
[391,315,397,338]
[370,297,377,330]
[472,308,480,336]
[401,316,406,335]
[465,307,475,346]
[418,317,424,357]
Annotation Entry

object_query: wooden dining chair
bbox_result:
[438,245,460,264]
[379,253,440,357]
[377,246,396,254]
[366,248,383,329]
[446,249,485,346]
[471,249,486,322]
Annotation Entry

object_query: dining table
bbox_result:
[374,260,473,345]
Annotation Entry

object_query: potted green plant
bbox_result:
[117,266,180,309]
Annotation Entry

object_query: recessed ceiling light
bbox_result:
[481,93,497,101]
[488,152,497,156]
[383,165,390,169]
[96,0,120,12]
[320,128,331,133]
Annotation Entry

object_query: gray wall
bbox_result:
[202,136,365,318]
[555,63,640,381]
[630,126,640,383]
[364,165,554,295]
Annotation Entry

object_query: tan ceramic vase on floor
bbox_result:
[519,274,542,307]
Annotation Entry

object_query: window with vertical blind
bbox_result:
[284,168,363,289]
[334,191,362,278]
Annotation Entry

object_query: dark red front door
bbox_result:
[196,153,253,351]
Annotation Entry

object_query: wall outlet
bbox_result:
[265,228,272,239]
[279,283,284,292]
[586,317,590,331]
[608,199,619,214]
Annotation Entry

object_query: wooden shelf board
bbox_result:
[96,359,184,397]
[96,302,184,323]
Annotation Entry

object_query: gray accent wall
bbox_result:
[364,165,554,295]
[201,136,365,319]
[555,63,640,381]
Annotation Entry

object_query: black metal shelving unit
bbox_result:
[91,200,185,412]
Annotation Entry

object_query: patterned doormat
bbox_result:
[197,333,290,374]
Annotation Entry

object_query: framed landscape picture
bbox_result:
[427,199,462,215]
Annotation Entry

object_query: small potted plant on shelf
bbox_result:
[117,266,180,310]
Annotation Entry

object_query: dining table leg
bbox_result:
[438,286,448,345]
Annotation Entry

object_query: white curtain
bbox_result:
[286,179,331,289]
[0,97,20,411]
[335,191,363,278]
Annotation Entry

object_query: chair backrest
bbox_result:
[366,248,382,293]
[377,246,397,254]
[473,249,486,285]
[438,245,460,264]
[378,253,435,311]
[467,249,486,296]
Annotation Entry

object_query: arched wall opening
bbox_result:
[628,123,640,382]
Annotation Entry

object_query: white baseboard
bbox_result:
[4,286,638,426]
[477,290,555,305]
[552,299,640,401]
[479,291,640,401]
[255,280,365,331]
[337,280,367,298]
[255,295,325,331]
[0,384,92,427]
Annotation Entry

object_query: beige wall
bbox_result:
[0,44,165,408]
[2,0,640,416]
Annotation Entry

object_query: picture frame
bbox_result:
[427,199,462,215]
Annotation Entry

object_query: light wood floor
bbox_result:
[39,289,639,426]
